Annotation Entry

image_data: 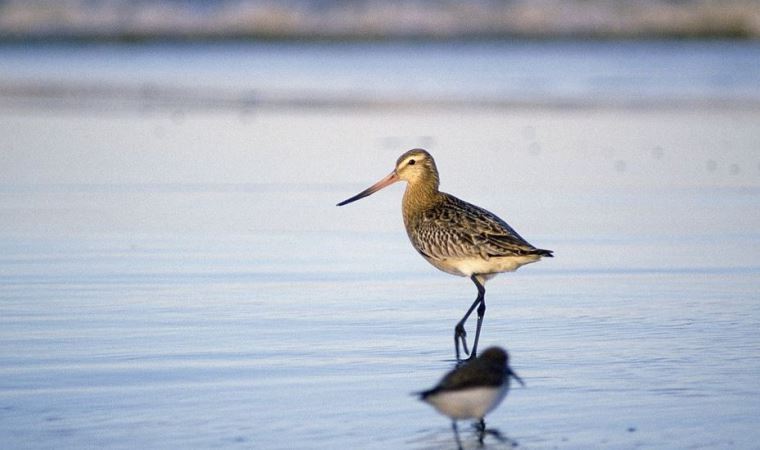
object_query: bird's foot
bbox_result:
[470,423,517,447]
[485,429,517,447]
[454,324,470,360]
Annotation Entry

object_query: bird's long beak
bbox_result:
[336,171,399,206]
[508,368,525,387]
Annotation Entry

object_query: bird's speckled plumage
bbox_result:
[337,148,552,360]
[396,149,552,280]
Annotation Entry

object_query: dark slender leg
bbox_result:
[470,277,486,359]
[454,297,478,359]
[477,418,486,445]
[452,421,463,450]
[454,275,485,360]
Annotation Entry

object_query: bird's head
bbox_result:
[393,148,438,185]
[336,148,439,206]
[481,347,525,387]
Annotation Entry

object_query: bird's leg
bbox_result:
[470,276,487,359]
[477,418,486,445]
[452,421,463,450]
[454,285,483,360]
[454,276,486,360]
[455,308,473,360]
[474,419,514,447]
[458,276,487,361]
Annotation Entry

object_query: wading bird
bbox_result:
[417,346,523,449]
[337,149,552,360]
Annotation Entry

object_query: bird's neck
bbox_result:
[402,177,441,217]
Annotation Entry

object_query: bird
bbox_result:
[337,149,552,360]
[417,346,523,449]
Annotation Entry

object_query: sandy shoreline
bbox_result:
[3,0,760,40]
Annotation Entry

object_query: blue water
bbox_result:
[2,40,760,104]
[2,41,760,449]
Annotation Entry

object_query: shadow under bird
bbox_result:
[417,347,523,449]
[337,149,552,360]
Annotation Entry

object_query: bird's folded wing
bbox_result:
[413,197,541,260]
[428,359,505,395]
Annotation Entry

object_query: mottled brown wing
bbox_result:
[411,194,548,260]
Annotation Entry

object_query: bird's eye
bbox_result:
[408,159,416,166]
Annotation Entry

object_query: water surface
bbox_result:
[1,42,760,449]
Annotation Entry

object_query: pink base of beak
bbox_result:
[337,171,399,206]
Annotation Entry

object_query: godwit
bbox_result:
[417,347,523,449]
[337,149,552,360]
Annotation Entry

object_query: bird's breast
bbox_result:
[424,386,507,420]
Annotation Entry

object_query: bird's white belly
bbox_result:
[426,255,542,277]
[425,386,508,420]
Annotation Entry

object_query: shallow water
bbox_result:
[3,40,760,107]
[2,42,760,449]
